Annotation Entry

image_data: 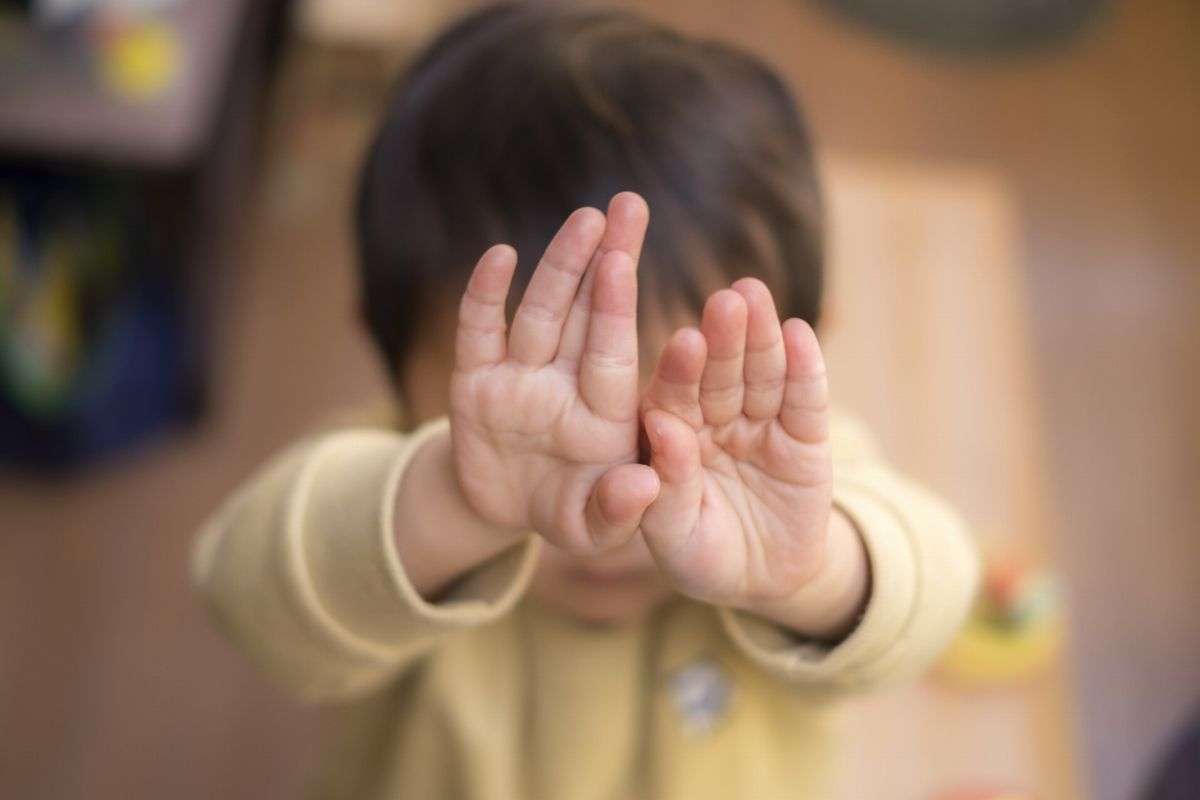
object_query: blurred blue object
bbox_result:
[0,168,187,469]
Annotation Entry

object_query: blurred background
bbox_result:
[0,1,1197,798]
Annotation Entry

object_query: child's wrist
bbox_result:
[736,508,870,642]
[434,430,531,546]
[395,429,528,599]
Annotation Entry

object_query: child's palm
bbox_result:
[640,280,833,606]
[450,196,659,554]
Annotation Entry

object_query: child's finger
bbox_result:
[509,206,606,366]
[455,244,518,370]
[780,318,830,444]
[732,278,786,420]
[698,289,748,426]
[584,463,661,550]
[557,192,649,366]
[579,250,640,422]
[640,409,703,557]
[644,327,706,429]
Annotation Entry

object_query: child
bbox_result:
[192,4,980,798]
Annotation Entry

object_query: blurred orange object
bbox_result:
[939,551,1065,686]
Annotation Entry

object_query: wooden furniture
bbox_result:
[819,154,1085,799]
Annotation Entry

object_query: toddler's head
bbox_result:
[356,2,824,624]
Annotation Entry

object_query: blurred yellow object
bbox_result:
[938,554,1065,686]
[100,20,180,101]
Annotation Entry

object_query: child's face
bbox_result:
[402,306,685,625]
[530,530,673,625]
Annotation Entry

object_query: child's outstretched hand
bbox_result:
[450,193,661,555]
[640,279,865,635]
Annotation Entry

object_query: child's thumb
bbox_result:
[584,463,660,551]
[639,409,703,557]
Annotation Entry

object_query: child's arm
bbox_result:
[639,281,980,688]
[191,194,657,701]
[721,440,982,691]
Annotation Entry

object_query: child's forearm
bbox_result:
[738,509,870,642]
[394,428,528,600]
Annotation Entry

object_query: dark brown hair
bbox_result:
[356,2,823,379]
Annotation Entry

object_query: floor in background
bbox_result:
[1,1,1197,798]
